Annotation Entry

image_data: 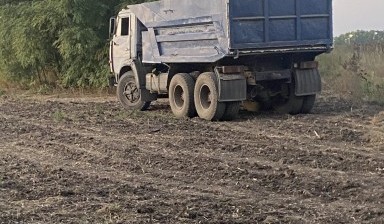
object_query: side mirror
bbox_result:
[109,17,116,38]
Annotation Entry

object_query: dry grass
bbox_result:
[372,111,384,125]
[318,43,384,104]
[360,111,384,144]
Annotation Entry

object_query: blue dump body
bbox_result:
[129,0,333,63]
[229,0,332,49]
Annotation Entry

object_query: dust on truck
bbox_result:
[109,0,333,121]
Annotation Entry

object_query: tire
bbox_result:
[273,83,303,115]
[194,72,226,121]
[301,94,316,114]
[117,71,150,111]
[222,101,241,121]
[169,73,196,118]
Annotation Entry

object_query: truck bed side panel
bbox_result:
[130,0,228,63]
[229,0,333,50]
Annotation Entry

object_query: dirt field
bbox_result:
[1,93,383,223]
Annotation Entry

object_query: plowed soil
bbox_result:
[1,93,384,223]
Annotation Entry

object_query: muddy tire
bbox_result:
[169,73,196,118]
[222,101,241,121]
[117,71,150,111]
[273,83,303,115]
[194,72,226,121]
[301,94,316,114]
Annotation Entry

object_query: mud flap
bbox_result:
[217,74,247,102]
[294,68,321,96]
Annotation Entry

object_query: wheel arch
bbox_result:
[118,61,157,102]
[118,66,132,81]
[117,61,143,89]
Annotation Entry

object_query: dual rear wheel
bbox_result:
[169,72,240,121]
[273,83,316,115]
[168,72,316,120]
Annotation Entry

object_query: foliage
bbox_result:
[0,0,153,89]
[335,30,384,45]
[318,30,384,104]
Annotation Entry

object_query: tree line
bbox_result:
[335,30,384,56]
[335,30,384,45]
[0,0,152,89]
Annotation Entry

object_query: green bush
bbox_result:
[318,31,384,104]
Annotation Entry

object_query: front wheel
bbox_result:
[117,71,150,111]
[194,72,226,121]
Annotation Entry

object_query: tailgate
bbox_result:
[229,0,332,50]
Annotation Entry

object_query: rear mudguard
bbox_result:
[294,68,321,96]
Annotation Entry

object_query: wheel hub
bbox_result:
[200,84,212,109]
[124,82,140,103]
[174,85,185,109]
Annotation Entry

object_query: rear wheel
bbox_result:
[273,83,303,115]
[301,94,316,114]
[169,73,196,118]
[194,72,226,121]
[117,71,150,111]
[222,101,241,121]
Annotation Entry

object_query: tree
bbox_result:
[0,0,154,88]
[335,30,384,45]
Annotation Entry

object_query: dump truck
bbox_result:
[109,0,333,121]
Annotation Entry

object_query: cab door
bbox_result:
[111,14,132,74]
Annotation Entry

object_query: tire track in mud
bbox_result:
[1,101,383,179]
[0,113,302,222]
[1,143,317,223]
[2,106,383,178]
[1,97,384,223]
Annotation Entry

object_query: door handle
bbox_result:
[113,42,119,46]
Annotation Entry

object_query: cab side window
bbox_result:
[120,17,129,36]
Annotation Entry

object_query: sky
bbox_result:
[333,0,384,36]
